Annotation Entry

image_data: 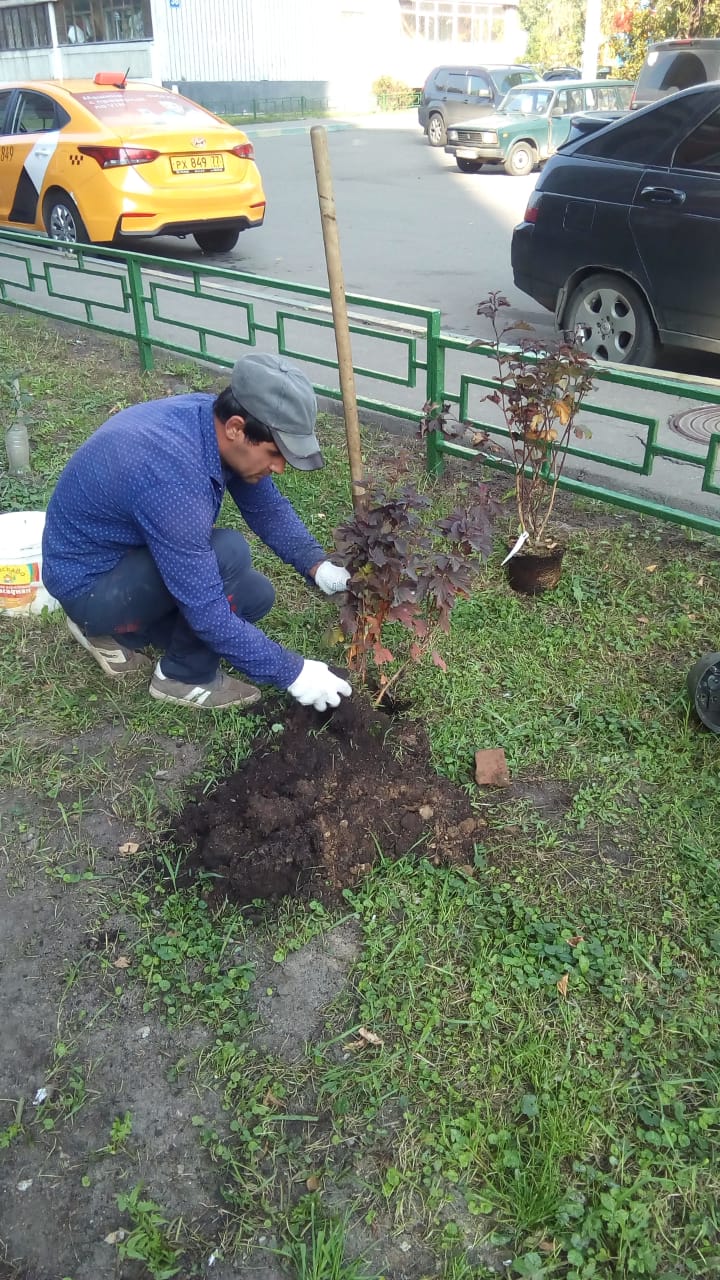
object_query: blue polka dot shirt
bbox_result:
[42,394,328,688]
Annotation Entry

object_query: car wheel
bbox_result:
[427,113,447,147]
[43,192,89,245]
[194,228,241,254]
[456,157,482,173]
[564,273,658,366]
[504,143,535,177]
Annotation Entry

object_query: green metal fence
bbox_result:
[218,96,329,123]
[375,90,422,110]
[0,228,718,537]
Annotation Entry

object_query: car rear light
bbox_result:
[79,145,159,168]
[230,142,254,159]
[523,195,540,224]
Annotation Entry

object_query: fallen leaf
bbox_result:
[455,863,476,878]
[104,1229,127,1245]
[262,1089,283,1109]
[344,1026,384,1052]
[636,616,650,624]
[567,935,584,947]
[538,1239,557,1254]
[697,576,704,587]
[556,973,569,998]
[118,841,140,856]
[645,564,657,573]
[358,1026,384,1047]
[113,956,131,970]
[306,1174,320,1191]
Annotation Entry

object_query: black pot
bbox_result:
[506,544,566,596]
[687,652,720,734]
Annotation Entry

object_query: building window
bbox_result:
[55,0,152,44]
[0,4,51,51]
[400,0,505,43]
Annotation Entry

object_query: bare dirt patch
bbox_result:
[172,696,487,907]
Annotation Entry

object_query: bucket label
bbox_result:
[0,560,41,607]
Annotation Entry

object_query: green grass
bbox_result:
[1,311,720,1279]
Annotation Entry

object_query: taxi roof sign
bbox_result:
[93,70,129,88]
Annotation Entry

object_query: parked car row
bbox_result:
[511,81,720,366]
[419,40,720,367]
[443,79,633,176]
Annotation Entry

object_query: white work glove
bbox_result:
[287,660,352,712]
[314,560,351,595]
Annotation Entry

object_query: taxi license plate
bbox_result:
[170,153,225,174]
[456,146,479,158]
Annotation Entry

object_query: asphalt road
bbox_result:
[141,110,720,378]
[141,112,551,346]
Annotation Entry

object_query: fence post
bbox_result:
[426,308,445,476]
[125,255,154,372]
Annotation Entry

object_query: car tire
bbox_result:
[456,157,482,173]
[194,228,241,254]
[43,192,90,245]
[427,113,447,147]
[504,143,535,177]
[564,272,658,366]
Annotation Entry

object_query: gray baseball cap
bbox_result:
[230,352,323,471]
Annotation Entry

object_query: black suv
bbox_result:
[511,84,720,366]
[418,63,537,146]
[632,38,720,110]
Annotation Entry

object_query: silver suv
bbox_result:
[418,63,537,146]
[632,38,720,109]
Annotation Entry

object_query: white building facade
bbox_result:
[0,0,527,110]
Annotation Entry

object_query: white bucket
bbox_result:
[0,511,60,616]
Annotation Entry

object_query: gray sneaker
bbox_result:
[149,668,262,709]
[67,617,152,679]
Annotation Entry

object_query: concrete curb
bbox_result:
[244,119,356,140]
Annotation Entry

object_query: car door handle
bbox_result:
[639,185,686,205]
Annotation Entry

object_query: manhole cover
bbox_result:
[668,406,720,444]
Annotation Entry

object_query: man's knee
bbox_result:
[244,573,275,623]
[212,528,274,622]
[212,528,252,578]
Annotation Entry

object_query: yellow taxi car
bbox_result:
[0,72,266,254]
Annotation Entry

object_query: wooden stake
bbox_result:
[310,125,366,513]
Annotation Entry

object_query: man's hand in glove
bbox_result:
[287,660,352,712]
[312,560,351,595]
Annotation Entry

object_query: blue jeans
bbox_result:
[62,529,274,684]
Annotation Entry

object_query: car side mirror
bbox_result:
[475,88,492,99]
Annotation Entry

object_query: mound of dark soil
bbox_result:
[172,696,486,906]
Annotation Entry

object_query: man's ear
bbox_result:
[223,414,247,442]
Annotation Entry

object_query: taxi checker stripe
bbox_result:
[8,131,61,227]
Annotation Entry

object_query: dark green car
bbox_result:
[444,79,634,176]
